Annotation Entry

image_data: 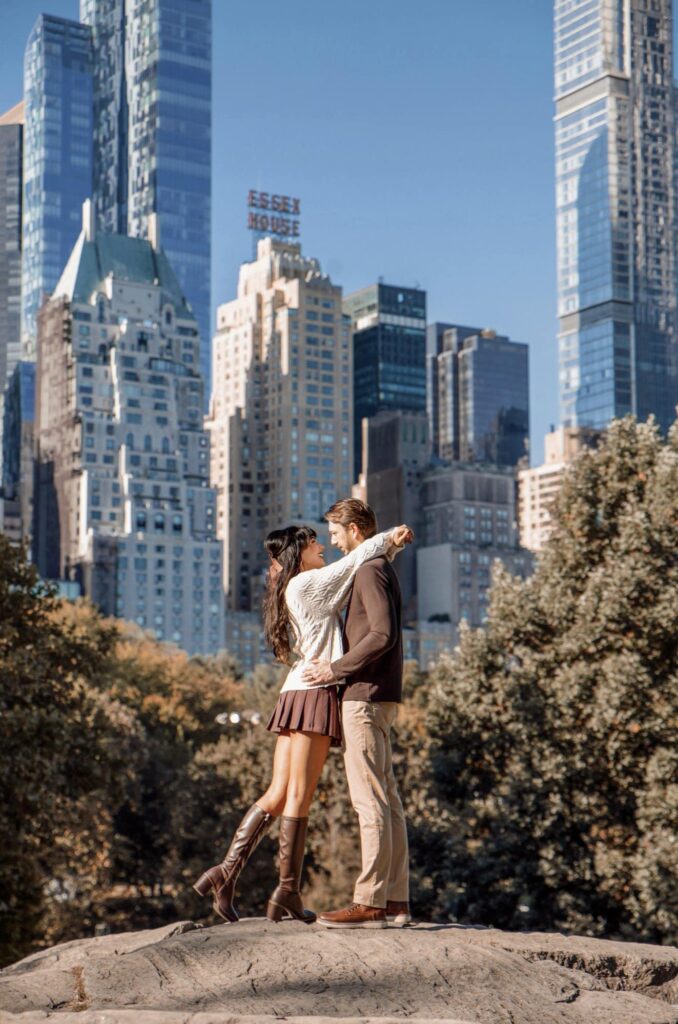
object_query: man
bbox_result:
[303,498,411,929]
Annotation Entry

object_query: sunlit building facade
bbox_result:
[518,426,599,553]
[554,0,678,432]
[34,204,222,655]
[207,238,352,610]
[416,462,532,631]
[80,0,212,394]
[21,16,93,356]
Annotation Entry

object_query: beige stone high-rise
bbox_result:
[207,238,352,610]
[518,427,598,552]
[33,206,223,655]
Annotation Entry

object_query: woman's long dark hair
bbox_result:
[262,525,317,663]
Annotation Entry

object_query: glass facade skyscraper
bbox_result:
[2,361,36,544]
[344,283,427,478]
[0,103,24,472]
[554,0,678,432]
[428,323,529,467]
[80,0,212,396]
[21,16,93,357]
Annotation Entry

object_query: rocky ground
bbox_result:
[1,918,677,1024]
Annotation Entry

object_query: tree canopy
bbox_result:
[1,415,676,965]
[426,417,678,942]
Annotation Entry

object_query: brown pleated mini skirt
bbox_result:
[266,686,342,747]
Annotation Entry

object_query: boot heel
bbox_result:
[193,873,214,897]
[266,900,287,923]
[268,896,316,924]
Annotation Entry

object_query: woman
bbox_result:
[194,522,411,925]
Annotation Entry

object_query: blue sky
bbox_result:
[2,0,558,460]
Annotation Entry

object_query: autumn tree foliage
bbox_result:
[2,415,677,965]
[0,548,246,966]
[0,539,116,963]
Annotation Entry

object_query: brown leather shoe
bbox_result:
[386,900,412,926]
[318,902,387,929]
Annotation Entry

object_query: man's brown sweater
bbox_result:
[330,555,403,702]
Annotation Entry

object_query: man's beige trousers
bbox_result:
[341,700,409,909]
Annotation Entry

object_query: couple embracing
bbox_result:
[194,498,413,929]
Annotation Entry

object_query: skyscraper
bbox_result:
[34,203,222,655]
[81,0,212,396]
[416,462,531,628]
[344,283,427,478]
[428,323,529,467]
[2,361,36,545]
[426,321,472,460]
[554,0,678,432]
[207,238,352,610]
[21,16,93,356]
[353,409,431,616]
[0,102,24,472]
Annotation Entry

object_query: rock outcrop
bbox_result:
[1,918,677,1024]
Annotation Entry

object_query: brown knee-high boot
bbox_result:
[266,816,316,924]
[194,804,273,922]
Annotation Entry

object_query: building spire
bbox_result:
[82,199,95,242]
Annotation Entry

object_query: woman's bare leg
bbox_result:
[265,731,331,923]
[283,731,332,817]
[257,733,292,816]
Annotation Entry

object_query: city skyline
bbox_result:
[3,0,559,462]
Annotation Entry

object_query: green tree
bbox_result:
[426,417,678,942]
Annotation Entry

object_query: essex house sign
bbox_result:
[247,189,301,238]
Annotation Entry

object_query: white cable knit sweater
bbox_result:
[279,530,397,693]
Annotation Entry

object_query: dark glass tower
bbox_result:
[344,283,427,477]
[0,103,24,471]
[428,324,529,468]
[80,0,212,397]
[2,361,36,544]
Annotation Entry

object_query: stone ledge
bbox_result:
[1,918,677,1024]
